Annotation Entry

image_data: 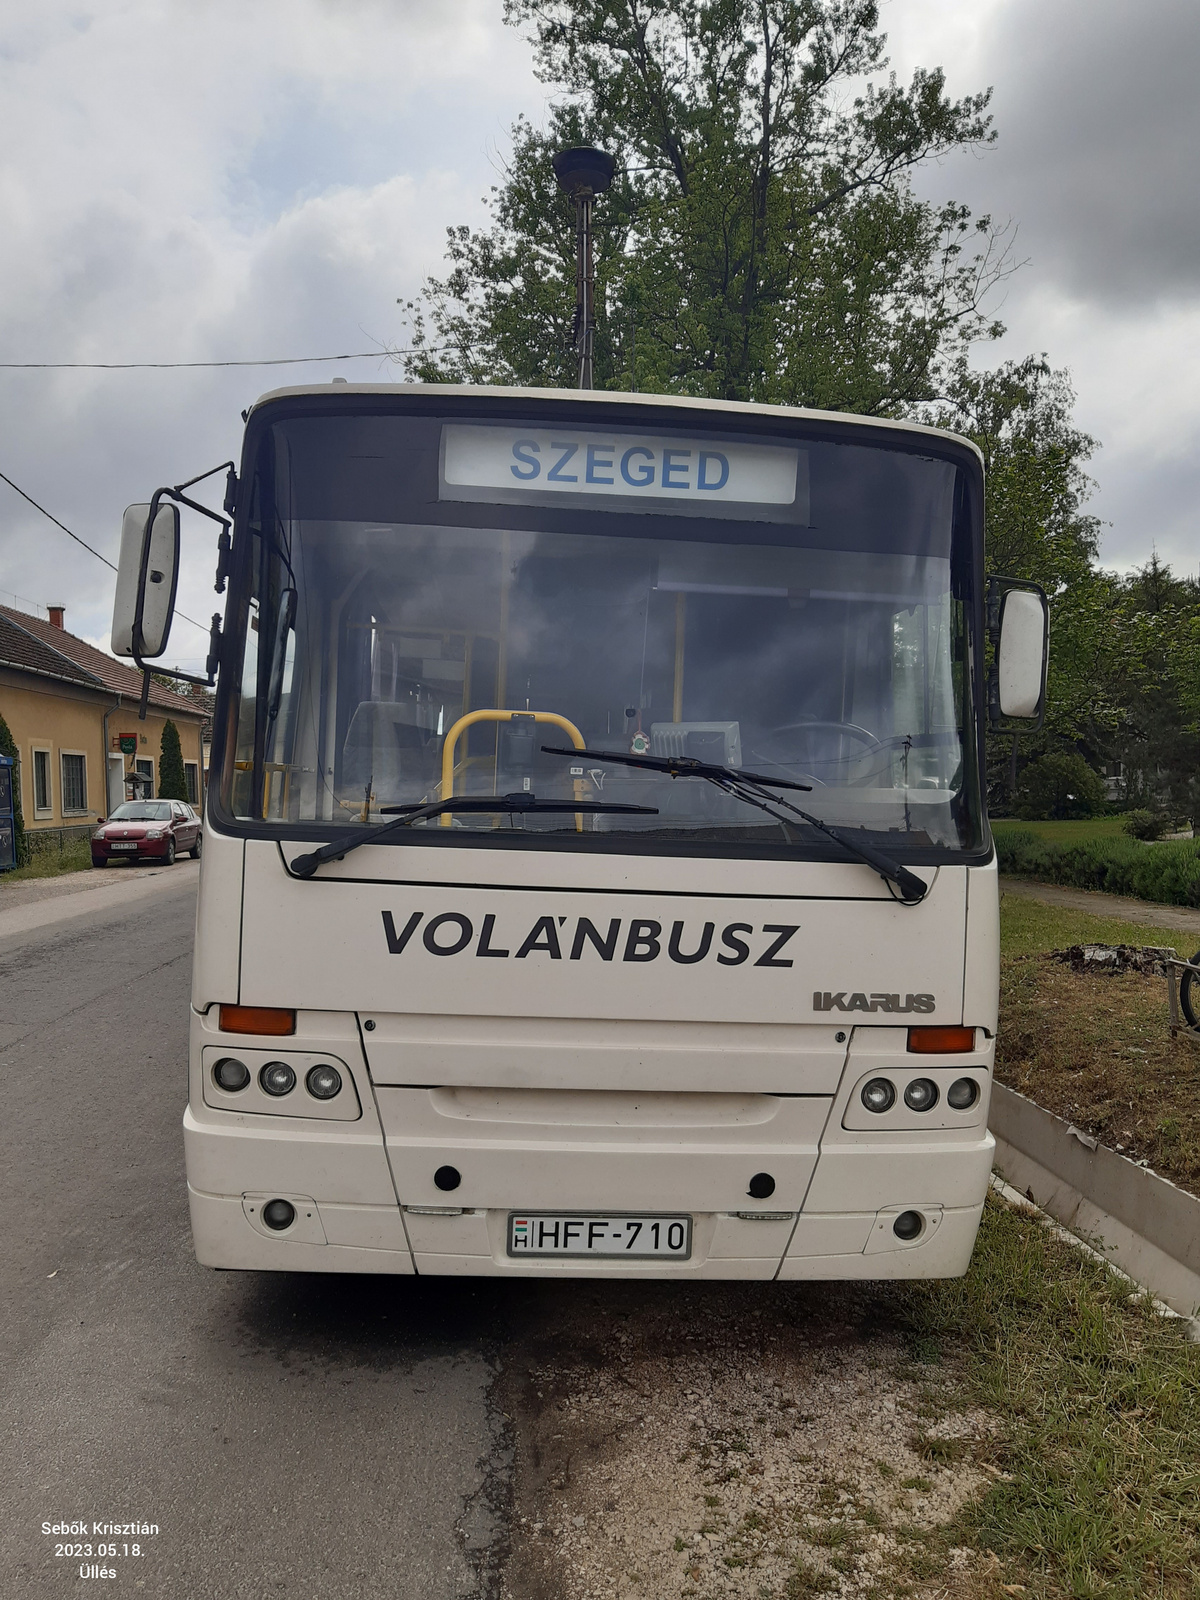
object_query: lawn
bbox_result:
[898,1192,1200,1599]
[997,889,1200,1198]
[0,836,93,883]
[991,815,1131,845]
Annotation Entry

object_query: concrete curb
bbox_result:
[990,1081,1200,1328]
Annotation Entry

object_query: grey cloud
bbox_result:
[945,0,1200,305]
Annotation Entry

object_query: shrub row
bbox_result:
[996,829,1200,907]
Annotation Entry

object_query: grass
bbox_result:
[997,891,1200,1196]
[897,1193,1200,1599]
[1,836,93,883]
[993,816,1131,844]
[998,891,1190,959]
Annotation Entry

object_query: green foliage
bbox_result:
[996,829,1200,907]
[1014,750,1105,820]
[1122,807,1167,841]
[0,711,28,866]
[157,719,188,801]
[403,0,1008,410]
[899,1196,1200,1597]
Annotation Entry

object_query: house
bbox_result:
[0,603,207,830]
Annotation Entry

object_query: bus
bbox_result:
[112,384,1048,1279]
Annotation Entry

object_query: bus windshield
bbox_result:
[224,402,983,861]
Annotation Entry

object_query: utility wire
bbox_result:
[0,347,436,370]
[0,468,210,635]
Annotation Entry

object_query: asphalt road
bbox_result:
[0,872,510,1599]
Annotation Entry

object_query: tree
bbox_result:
[402,0,1009,410]
[158,719,188,801]
[1015,751,1106,821]
[928,357,1115,808]
[0,712,28,866]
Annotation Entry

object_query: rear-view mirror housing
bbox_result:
[112,500,180,659]
[989,581,1049,723]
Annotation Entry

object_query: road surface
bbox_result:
[0,867,508,1599]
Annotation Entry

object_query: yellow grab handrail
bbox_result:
[439,709,587,829]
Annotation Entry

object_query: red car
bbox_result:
[92,800,202,867]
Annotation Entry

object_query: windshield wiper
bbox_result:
[541,745,928,904]
[288,792,659,879]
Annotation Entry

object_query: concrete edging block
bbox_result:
[989,1082,1200,1320]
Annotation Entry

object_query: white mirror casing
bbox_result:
[997,587,1049,718]
[111,502,180,659]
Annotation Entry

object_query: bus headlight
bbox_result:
[860,1078,896,1113]
[260,1061,296,1096]
[212,1057,250,1092]
[305,1064,342,1100]
[903,1078,939,1112]
[947,1077,979,1110]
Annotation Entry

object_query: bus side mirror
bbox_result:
[988,579,1049,725]
[112,499,180,660]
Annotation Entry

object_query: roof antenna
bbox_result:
[552,147,615,390]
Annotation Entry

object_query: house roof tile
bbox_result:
[0,612,102,688]
[0,604,206,716]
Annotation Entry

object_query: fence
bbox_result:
[25,824,96,860]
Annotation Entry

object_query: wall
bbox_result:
[0,668,204,827]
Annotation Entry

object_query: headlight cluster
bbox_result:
[212,1057,343,1102]
[860,1075,979,1114]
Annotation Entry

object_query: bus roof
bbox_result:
[245,382,984,467]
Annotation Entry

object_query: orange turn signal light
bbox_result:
[218,1004,296,1036]
[907,1025,975,1054]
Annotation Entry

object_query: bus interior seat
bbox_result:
[341,700,435,800]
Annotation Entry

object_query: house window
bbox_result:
[61,752,88,813]
[32,748,52,816]
[184,761,200,805]
[135,758,155,798]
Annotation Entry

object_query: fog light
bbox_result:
[903,1077,939,1112]
[860,1077,896,1114]
[306,1064,342,1100]
[260,1061,296,1096]
[212,1057,250,1092]
[748,1172,776,1199]
[262,1198,295,1231]
[434,1165,462,1192]
[893,1209,923,1241]
[947,1077,979,1110]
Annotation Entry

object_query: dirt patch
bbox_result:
[996,953,1200,1193]
[497,1282,1007,1600]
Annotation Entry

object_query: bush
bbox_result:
[158,718,188,801]
[997,829,1200,907]
[1014,751,1107,820]
[1122,808,1168,841]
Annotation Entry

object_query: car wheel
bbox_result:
[165,838,176,866]
[189,834,202,859]
[91,855,107,868]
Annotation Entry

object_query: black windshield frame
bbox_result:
[206,388,991,868]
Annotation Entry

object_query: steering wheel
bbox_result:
[749,720,883,786]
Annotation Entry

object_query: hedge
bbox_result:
[996,829,1200,907]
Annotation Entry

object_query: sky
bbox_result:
[0,0,1197,667]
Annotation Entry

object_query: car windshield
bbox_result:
[223,405,983,860]
[110,802,172,821]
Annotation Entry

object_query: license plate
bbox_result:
[508,1213,692,1258]
[110,842,139,851]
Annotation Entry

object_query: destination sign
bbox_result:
[441,424,802,510]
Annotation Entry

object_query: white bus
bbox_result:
[113,384,1048,1280]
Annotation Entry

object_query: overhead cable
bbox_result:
[0,347,435,370]
[0,468,209,635]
